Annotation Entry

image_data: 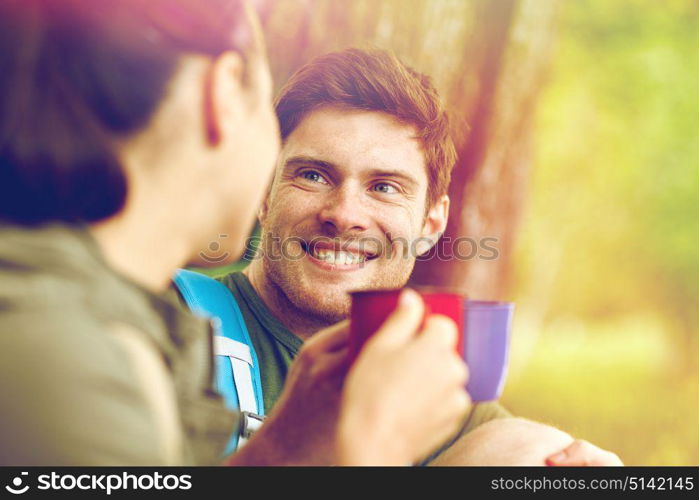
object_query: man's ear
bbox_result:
[203,51,245,147]
[416,194,450,257]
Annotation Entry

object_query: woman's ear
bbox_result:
[203,51,245,147]
[416,194,450,257]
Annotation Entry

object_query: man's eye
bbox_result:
[300,171,328,184]
[373,182,398,194]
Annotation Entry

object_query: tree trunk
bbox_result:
[410,0,559,299]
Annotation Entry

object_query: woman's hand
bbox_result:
[337,289,471,465]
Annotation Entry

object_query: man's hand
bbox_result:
[546,439,623,466]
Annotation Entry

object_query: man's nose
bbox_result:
[317,183,370,235]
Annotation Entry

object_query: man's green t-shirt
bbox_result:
[217,272,302,414]
[217,271,512,448]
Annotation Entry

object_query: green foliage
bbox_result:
[517,0,699,321]
[511,0,699,464]
[503,320,699,465]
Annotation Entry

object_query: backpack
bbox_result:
[173,269,265,455]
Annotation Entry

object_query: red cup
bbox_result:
[349,288,465,363]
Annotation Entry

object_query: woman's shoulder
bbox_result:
[0,307,181,465]
[0,229,183,465]
[0,223,173,386]
[0,223,105,308]
[0,223,190,345]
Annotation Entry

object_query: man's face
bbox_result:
[258,105,448,323]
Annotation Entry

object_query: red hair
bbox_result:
[275,48,457,207]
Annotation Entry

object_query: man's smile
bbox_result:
[300,239,378,271]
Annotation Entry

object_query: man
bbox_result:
[216,48,621,465]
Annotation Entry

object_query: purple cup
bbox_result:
[464,300,514,402]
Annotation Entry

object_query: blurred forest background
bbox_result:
[205,0,698,464]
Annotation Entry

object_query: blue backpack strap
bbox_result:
[172,269,264,455]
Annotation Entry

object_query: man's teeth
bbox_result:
[312,249,366,265]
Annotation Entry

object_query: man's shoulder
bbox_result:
[418,401,512,466]
[216,270,247,294]
[464,401,513,432]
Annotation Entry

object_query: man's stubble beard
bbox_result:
[263,253,350,325]
[260,234,416,327]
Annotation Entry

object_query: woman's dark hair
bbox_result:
[0,0,249,225]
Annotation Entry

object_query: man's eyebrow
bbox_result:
[283,155,336,172]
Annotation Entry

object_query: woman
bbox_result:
[0,0,469,465]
